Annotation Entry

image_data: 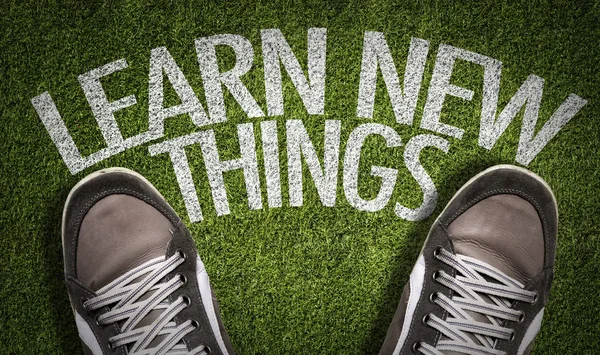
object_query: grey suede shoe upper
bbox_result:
[379,165,558,355]
[62,168,235,355]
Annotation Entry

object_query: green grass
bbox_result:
[1,0,599,353]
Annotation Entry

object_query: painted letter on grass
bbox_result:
[262,28,327,116]
[477,74,587,166]
[78,59,138,147]
[196,34,264,122]
[149,47,210,135]
[33,59,159,175]
[395,135,450,221]
[197,124,262,216]
[343,123,402,212]
[422,45,502,139]
[357,33,429,125]
[261,120,283,208]
[149,134,205,223]
[287,120,341,207]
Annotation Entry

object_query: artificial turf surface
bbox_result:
[1,0,599,353]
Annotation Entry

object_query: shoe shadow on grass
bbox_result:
[40,182,82,354]
[358,158,504,354]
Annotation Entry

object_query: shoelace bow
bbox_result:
[416,248,538,355]
[82,252,209,355]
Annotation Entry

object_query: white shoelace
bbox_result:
[417,248,538,355]
[82,252,209,355]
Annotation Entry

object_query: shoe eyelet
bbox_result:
[178,273,188,286]
[422,314,430,326]
[429,293,437,303]
[531,291,539,305]
[191,319,200,329]
[412,342,421,353]
[182,295,191,307]
[80,296,90,310]
[509,331,516,341]
[202,344,211,354]
[95,314,102,326]
[433,246,443,258]
[107,341,115,349]
[432,270,441,282]
[518,311,525,323]
[177,249,187,260]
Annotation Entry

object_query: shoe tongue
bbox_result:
[77,194,174,291]
[437,297,500,355]
[131,306,169,349]
[447,194,544,285]
[121,258,176,351]
[438,261,509,354]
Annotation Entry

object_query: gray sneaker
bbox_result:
[379,165,558,355]
[62,167,235,355]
